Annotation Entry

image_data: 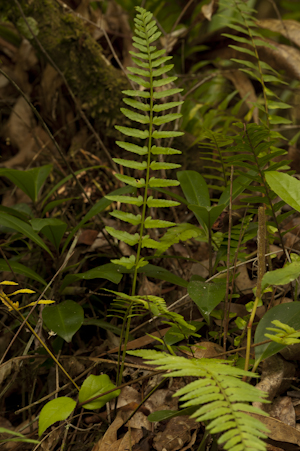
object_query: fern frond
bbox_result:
[129,350,269,451]
[105,6,184,279]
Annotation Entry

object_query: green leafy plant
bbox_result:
[129,349,269,451]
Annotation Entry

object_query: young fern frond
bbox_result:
[129,350,269,451]
[226,123,292,243]
[219,0,291,126]
[106,6,184,294]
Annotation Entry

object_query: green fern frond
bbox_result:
[129,349,269,451]
[105,6,184,285]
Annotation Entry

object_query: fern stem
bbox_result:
[131,23,154,297]
[244,206,266,376]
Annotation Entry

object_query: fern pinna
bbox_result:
[105,6,183,295]
[130,350,269,451]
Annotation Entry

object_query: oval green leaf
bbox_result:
[265,171,300,212]
[254,301,300,362]
[79,374,120,410]
[188,280,226,323]
[0,212,53,257]
[0,165,52,202]
[38,397,76,436]
[42,300,84,342]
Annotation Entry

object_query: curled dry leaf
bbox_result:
[247,412,300,446]
[153,416,199,451]
[257,19,300,48]
[270,396,296,428]
[201,0,219,21]
[253,354,295,412]
[224,70,259,123]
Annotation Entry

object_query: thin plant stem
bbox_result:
[244,206,266,376]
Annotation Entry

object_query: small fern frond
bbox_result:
[108,291,198,338]
[129,350,269,451]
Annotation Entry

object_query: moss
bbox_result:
[4,0,129,133]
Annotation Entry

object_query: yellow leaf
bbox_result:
[0,281,18,286]
[22,300,55,308]
[8,289,36,296]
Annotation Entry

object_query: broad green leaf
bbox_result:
[152,113,182,125]
[152,130,184,139]
[60,263,123,292]
[38,397,76,436]
[113,158,147,170]
[115,126,149,139]
[0,165,52,202]
[255,302,300,362]
[0,259,47,285]
[116,141,148,155]
[261,261,300,292]
[177,170,210,208]
[120,108,149,124]
[188,204,226,231]
[147,197,180,208]
[79,374,120,410]
[42,300,84,342]
[105,226,140,246]
[265,172,300,212]
[30,218,67,250]
[141,264,188,288]
[0,212,53,257]
[0,205,31,222]
[188,281,226,323]
[62,185,135,253]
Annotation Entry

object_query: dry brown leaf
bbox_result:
[92,410,148,451]
[201,0,219,21]
[181,341,225,359]
[153,416,199,451]
[253,354,295,412]
[224,69,259,123]
[270,396,296,427]
[235,264,257,294]
[257,19,300,48]
[77,229,99,245]
[248,412,300,446]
